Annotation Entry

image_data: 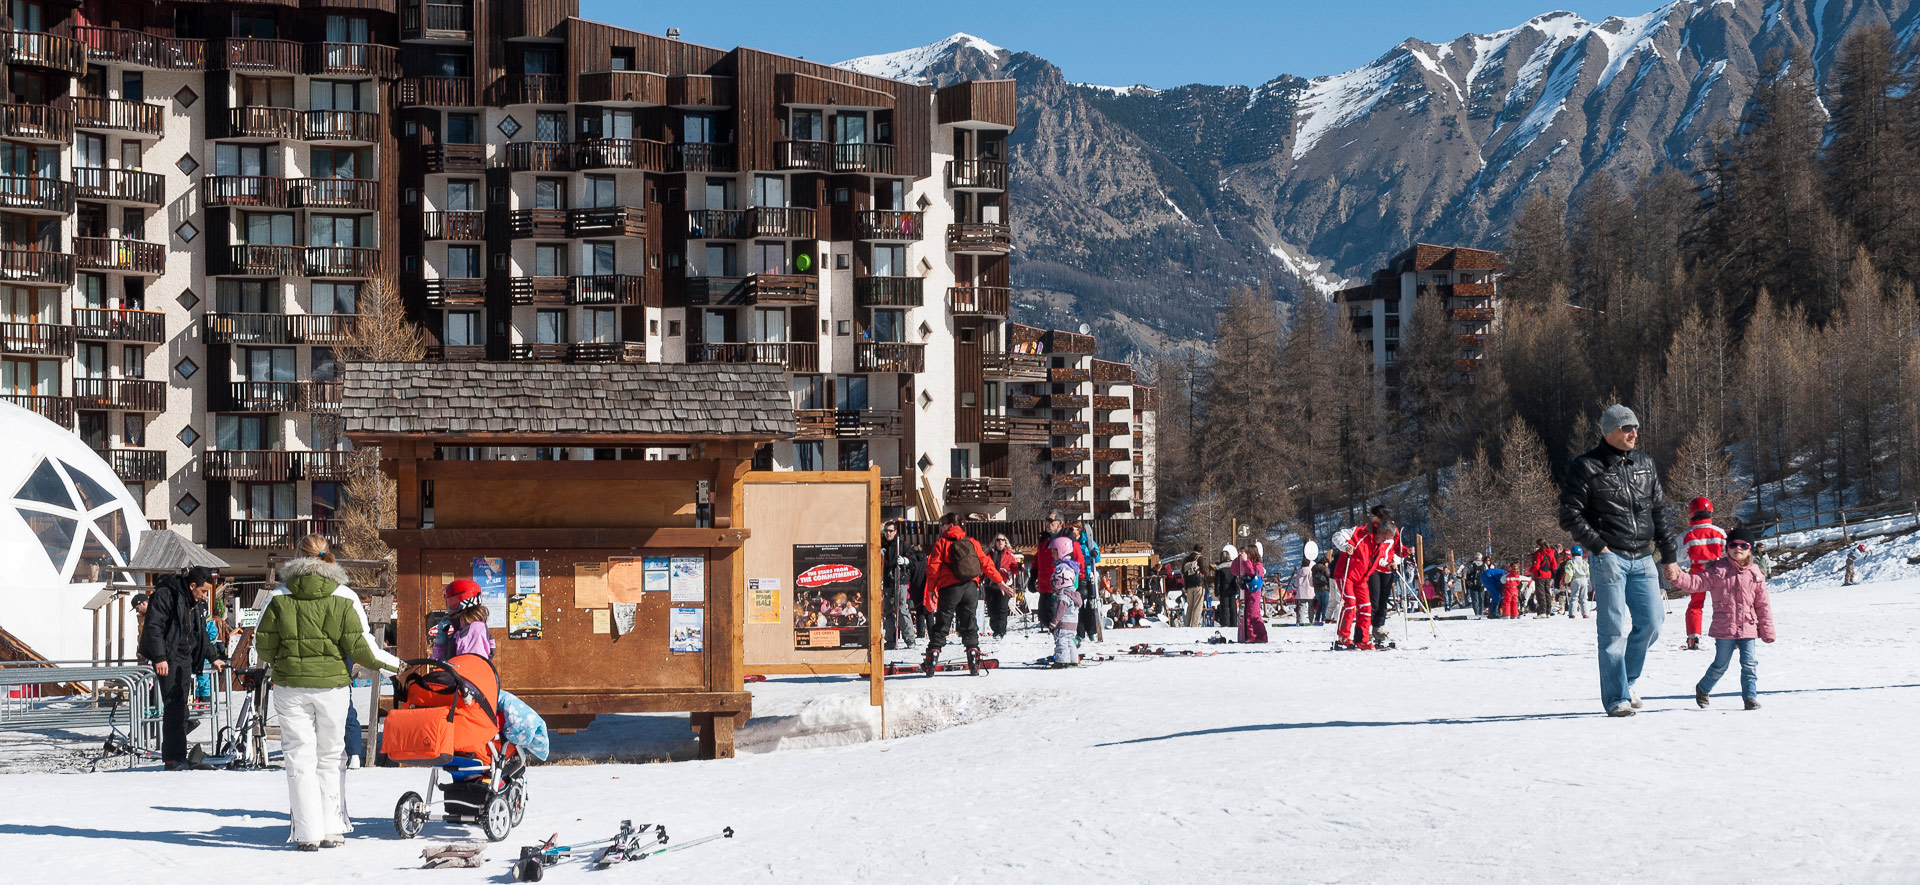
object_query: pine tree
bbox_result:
[1491,414,1566,561]
[1826,25,1917,283]
[1195,287,1293,530]
[1429,447,1499,561]
[336,275,426,591]
[1505,190,1570,305]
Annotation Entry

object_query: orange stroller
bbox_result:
[385,654,528,841]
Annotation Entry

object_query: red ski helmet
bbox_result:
[1690,496,1712,514]
[445,578,483,610]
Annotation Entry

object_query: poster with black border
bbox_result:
[792,543,869,650]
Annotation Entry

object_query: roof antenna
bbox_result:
[666,27,681,39]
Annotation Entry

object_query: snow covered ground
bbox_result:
[4,578,1918,883]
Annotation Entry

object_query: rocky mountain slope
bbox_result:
[839,1,1920,356]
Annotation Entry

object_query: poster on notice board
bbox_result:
[472,557,508,629]
[792,544,869,650]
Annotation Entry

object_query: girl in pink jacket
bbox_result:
[1667,526,1775,710]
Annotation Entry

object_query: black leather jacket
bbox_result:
[1558,442,1677,561]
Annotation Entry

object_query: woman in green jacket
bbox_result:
[254,555,400,850]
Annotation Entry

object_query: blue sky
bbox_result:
[581,0,1641,87]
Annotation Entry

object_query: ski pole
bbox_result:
[635,827,734,860]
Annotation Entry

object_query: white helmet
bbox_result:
[1221,544,1237,560]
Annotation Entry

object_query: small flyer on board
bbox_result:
[747,578,781,624]
[508,591,542,640]
[472,557,508,629]
[669,607,703,653]
[669,556,705,602]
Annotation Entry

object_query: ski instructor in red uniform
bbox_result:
[1333,506,1391,650]
[1681,496,1727,650]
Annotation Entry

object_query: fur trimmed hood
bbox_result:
[280,556,351,589]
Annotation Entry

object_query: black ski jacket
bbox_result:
[137,575,225,668]
[1558,442,1678,562]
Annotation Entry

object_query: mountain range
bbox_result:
[838,0,1920,358]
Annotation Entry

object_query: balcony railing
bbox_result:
[215,38,302,74]
[1093,421,1130,436]
[422,277,485,306]
[427,345,487,361]
[982,415,1048,444]
[686,274,819,306]
[204,175,290,209]
[305,246,381,278]
[982,350,1048,379]
[397,76,474,108]
[747,206,815,239]
[689,341,817,372]
[1092,394,1130,411]
[293,178,380,210]
[203,313,358,345]
[502,73,567,105]
[1050,420,1089,436]
[853,276,923,308]
[225,381,344,412]
[880,475,905,508]
[72,377,164,412]
[423,210,486,240]
[67,96,163,137]
[569,206,646,238]
[1047,329,1098,354]
[222,244,303,276]
[1094,473,1131,489]
[945,477,1012,505]
[1092,448,1128,463]
[947,286,1009,316]
[507,276,567,305]
[503,141,572,172]
[1050,394,1090,409]
[306,42,399,79]
[424,142,485,173]
[566,342,647,363]
[203,449,348,482]
[1092,360,1134,384]
[1049,447,1090,462]
[226,518,341,550]
[403,2,474,40]
[672,142,734,173]
[855,342,925,373]
[2,394,73,427]
[73,168,162,205]
[0,175,72,213]
[4,30,87,75]
[1050,368,1090,383]
[773,140,899,174]
[1456,333,1488,347]
[99,448,164,483]
[1451,307,1495,322]
[505,208,567,238]
[0,249,74,284]
[74,309,166,343]
[74,238,165,275]
[0,103,73,142]
[947,158,1009,190]
[575,137,669,172]
[794,408,903,439]
[303,110,380,143]
[0,321,75,356]
[948,222,1013,254]
[569,275,647,306]
[73,26,207,71]
[855,210,924,241]
[227,106,302,140]
[686,209,749,239]
[1051,473,1090,489]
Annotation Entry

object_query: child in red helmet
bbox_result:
[1681,496,1726,650]
[432,579,495,660]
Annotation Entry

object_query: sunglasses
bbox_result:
[1729,541,1752,552]
[1619,425,1639,434]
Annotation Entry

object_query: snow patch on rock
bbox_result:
[836,33,1006,84]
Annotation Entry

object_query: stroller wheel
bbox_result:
[394,791,427,839]
[482,792,513,842]
[505,781,527,828]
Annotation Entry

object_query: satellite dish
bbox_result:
[1077,323,1091,335]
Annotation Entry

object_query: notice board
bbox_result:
[740,469,882,704]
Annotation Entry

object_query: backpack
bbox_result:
[946,535,982,582]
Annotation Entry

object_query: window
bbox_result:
[74,133,104,171]
[534,111,567,143]
[589,108,636,139]
[241,346,295,381]
[10,0,42,32]
[309,214,366,248]
[446,180,475,211]
[839,441,869,472]
[875,179,906,211]
[793,441,823,472]
[582,308,614,343]
[240,212,295,245]
[310,148,367,179]
[1,357,57,394]
[683,112,717,144]
[216,279,276,313]
[582,175,615,208]
[534,309,566,344]
[752,242,787,274]
[588,242,615,275]
[445,113,478,144]
[534,178,566,210]
[73,275,105,310]
[447,245,480,278]
[950,448,972,479]
[310,80,361,111]
[75,203,107,238]
[242,483,296,520]
[312,415,347,451]
[984,381,1004,415]
[231,11,276,39]
[312,481,340,521]
[871,245,906,277]
[533,244,566,277]
[123,413,145,447]
[522,48,556,75]
[312,347,338,382]
[753,175,786,208]
[834,112,867,145]
[869,309,904,343]
[789,109,822,141]
[77,343,106,380]
[215,414,278,449]
[704,243,735,276]
[704,177,733,210]
[121,141,142,170]
[215,142,274,177]
[836,375,868,410]
[312,281,357,314]
[431,51,470,77]
[122,345,143,377]
[121,70,143,101]
[122,207,146,240]
[752,307,785,343]
[797,375,826,409]
[610,47,634,71]
[0,141,59,178]
[235,75,293,108]
[325,14,370,43]
[445,310,480,346]
[78,411,108,450]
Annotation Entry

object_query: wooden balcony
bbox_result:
[72,377,164,412]
[1092,360,1135,384]
[947,286,1008,317]
[575,137,668,171]
[202,449,332,482]
[1451,307,1495,322]
[832,143,896,174]
[74,309,165,343]
[506,276,567,305]
[1094,473,1131,489]
[99,448,164,483]
[686,209,749,239]
[4,30,87,75]
[773,140,897,173]
[73,168,161,206]
[304,110,380,144]
[1047,329,1098,354]
[74,238,165,275]
[1455,358,1484,371]
[215,38,302,75]
[503,141,572,172]
[427,344,487,360]
[672,142,734,172]
[1050,368,1090,383]
[225,518,341,550]
[1094,500,1133,516]
[936,80,1017,128]
[305,246,381,278]
[689,341,817,372]
[667,75,733,108]
[507,343,569,361]
[1455,333,1487,347]
[0,321,75,356]
[220,244,303,276]
[500,73,567,105]
[854,276,923,308]
[505,208,567,238]
[0,175,72,213]
[204,175,290,209]
[306,42,399,79]
[944,477,1012,505]
[1050,473,1090,489]
[855,210,925,241]
[293,178,379,210]
[855,342,925,373]
[1050,420,1089,436]
[1048,447,1090,462]
[402,2,473,40]
[422,277,485,306]
[423,142,485,173]
[2,394,72,427]
[948,222,1013,254]
[982,350,1047,380]
[397,76,474,108]
[569,275,648,306]
[1050,499,1091,516]
[0,103,73,143]
[0,249,74,284]
[686,274,818,306]
[203,313,358,345]
[1092,448,1128,463]
[224,380,344,412]
[577,70,667,105]
[1452,281,1494,297]
[947,158,1009,190]
[747,206,815,239]
[776,71,894,109]
[981,415,1047,444]
[566,342,648,363]
[68,97,162,137]
[226,106,302,140]
[1093,394,1130,411]
[423,210,486,240]
[793,408,903,439]
[1133,386,1159,411]
[1050,394,1090,409]
[73,27,207,71]
[1094,421,1131,437]
[569,206,646,238]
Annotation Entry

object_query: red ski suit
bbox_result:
[1502,575,1524,618]
[1334,524,1380,645]
[1682,517,1727,638]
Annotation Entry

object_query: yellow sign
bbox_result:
[747,578,781,625]
[1101,553,1153,567]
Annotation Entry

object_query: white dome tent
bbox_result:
[0,400,146,662]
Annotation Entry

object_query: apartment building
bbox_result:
[1337,243,1504,385]
[0,0,1154,577]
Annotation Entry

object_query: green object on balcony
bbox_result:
[795,253,812,272]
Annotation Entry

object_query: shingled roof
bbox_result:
[341,362,795,441]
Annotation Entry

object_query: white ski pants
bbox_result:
[274,684,350,843]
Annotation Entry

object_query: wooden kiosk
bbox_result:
[343,362,798,759]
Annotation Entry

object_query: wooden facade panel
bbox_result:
[953,321,985,444]
[776,72,893,108]
[936,80,1016,129]
[734,48,929,179]
[435,478,703,528]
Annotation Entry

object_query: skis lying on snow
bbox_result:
[1125,644,1217,657]
[512,822,662,881]
[1026,654,1115,668]
[881,658,999,677]
[613,826,735,864]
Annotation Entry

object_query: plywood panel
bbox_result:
[741,478,875,668]
[435,479,701,528]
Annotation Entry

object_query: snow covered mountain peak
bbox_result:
[837,33,1009,84]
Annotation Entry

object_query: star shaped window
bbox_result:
[13,457,133,583]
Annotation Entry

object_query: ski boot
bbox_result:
[965,647,983,676]
[1355,639,1376,651]
[920,647,938,677]
[1685,635,1700,651]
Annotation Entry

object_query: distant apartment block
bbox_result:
[1336,243,1504,384]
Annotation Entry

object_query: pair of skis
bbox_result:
[881,657,1000,677]
[1125,644,1216,657]
[511,821,733,881]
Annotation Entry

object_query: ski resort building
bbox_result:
[0,0,1156,584]
[1336,243,1505,385]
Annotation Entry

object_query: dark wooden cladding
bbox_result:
[578,71,667,105]
[936,80,1017,129]
[775,72,893,108]
[398,76,475,107]
[501,0,578,39]
[732,48,930,179]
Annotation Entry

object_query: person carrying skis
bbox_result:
[879,520,913,650]
[1332,506,1389,649]
[1666,526,1775,710]
[920,512,1006,675]
[1680,497,1727,650]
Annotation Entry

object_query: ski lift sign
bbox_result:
[792,543,870,650]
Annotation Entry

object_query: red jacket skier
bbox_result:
[1333,507,1389,649]
[1681,496,1726,650]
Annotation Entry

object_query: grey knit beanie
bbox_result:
[1599,404,1638,436]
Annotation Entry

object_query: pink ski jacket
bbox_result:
[1667,559,1775,641]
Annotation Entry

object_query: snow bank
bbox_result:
[1770,530,1920,593]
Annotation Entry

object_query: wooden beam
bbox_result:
[416,459,726,482]
[513,690,752,716]
[378,527,750,549]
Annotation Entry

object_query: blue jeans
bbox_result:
[1698,638,1759,700]
[1592,552,1662,711]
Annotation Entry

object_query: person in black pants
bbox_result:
[908,543,930,639]
[984,533,1019,639]
[137,566,229,770]
[1369,523,1399,638]
[919,513,1007,673]
[879,521,912,649]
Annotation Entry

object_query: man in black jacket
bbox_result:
[137,567,229,769]
[879,521,911,650]
[1558,404,1678,717]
